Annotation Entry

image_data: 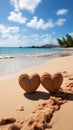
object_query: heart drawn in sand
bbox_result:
[40,72,63,92]
[19,73,40,93]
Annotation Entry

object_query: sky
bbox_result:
[0,0,73,47]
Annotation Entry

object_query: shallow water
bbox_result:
[0,47,73,76]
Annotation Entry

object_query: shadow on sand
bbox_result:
[24,89,73,101]
[24,91,51,101]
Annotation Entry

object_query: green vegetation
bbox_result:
[57,34,73,47]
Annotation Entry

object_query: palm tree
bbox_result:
[57,38,64,46]
[57,34,73,47]
[66,34,73,47]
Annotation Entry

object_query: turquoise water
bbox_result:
[0,47,73,76]
[0,47,73,57]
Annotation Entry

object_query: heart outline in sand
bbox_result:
[19,73,40,93]
[40,72,63,92]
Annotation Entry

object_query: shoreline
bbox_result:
[0,55,73,129]
[0,53,72,78]
[0,47,73,77]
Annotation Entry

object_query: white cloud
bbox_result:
[41,34,57,45]
[56,9,68,15]
[0,24,19,40]
[8,11,27,24]
[0,24,6,33]
[10,0,41,13]
[5,27,19,34]
[0,30,57,47]
[27,16,54,30]
[69,32,73,37]
[1,33,12,39]
[0,24,19,34]
[30,34,57,46]
[27,16,66,29]
[0,35,22,47]
[23,34,57,46]
[0,25,22,46]
[42,36,52,44]
[11,0,19,12]
[55,18,66,26]
[31,34,39,38]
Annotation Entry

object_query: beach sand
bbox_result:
[0,55,73,129]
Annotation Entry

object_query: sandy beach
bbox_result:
[0,55,73,130]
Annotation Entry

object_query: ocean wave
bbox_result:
[0,51,72,60]
[0,56,14,59]
[0,53,52,59]
[23,52,72,58]
[31,53,52,57]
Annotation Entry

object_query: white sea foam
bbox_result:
[0,51,72,60]
[0,56,14,59]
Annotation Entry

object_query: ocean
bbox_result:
[0,47,73,76]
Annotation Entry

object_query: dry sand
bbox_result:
[0,55,73,129]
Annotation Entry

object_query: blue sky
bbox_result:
[0,0,73,47]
